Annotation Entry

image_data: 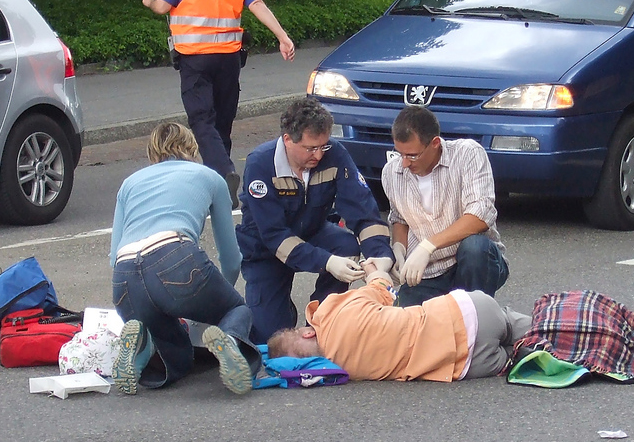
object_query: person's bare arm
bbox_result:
[391,222,409,247]
[142,0,172,15]
[361,260,378,276]
[248,0,295,61]
[426,213,488,249]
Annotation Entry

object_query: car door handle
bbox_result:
[0,65,12,75]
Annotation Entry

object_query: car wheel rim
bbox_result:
[16,131,64,207]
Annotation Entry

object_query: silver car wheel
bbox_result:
[17,131,65,207]
[620,137,634,213]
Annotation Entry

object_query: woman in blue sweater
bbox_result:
[110,122,259,395]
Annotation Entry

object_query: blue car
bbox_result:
[307,0,634,230]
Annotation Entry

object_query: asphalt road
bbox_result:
[0,113,633,442]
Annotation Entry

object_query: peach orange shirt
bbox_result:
[306,279,468,382]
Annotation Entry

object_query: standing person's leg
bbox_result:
[179,53,234,177]
[464,290,531,379]
[211,51,241,161]
[308,221,360,303]
[397,266,456,307]
[210,51,242,209]
[454,235,509,297]
[242,257,296,345]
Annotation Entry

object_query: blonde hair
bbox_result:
[146,122,200,164]
[267,329,299,359]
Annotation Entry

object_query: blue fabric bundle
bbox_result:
[253,344,349,389]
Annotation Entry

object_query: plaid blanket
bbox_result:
[513,290,634,379]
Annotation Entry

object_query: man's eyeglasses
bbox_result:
[303,144,332,153]
[390,150,424,161]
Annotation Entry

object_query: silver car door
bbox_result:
[0,9,17,134]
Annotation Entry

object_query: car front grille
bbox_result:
[354,126,483,145]
[354,80,498,108]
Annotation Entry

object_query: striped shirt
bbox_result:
[381,137,506,278]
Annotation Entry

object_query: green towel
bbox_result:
[507,350,591,388]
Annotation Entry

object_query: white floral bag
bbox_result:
[59,329,121,377]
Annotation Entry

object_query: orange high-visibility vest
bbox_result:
[170,0,245,55]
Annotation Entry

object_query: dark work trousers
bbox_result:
[179,51,241,178]
[242,222,361,345]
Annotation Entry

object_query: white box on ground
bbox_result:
[29,372,111,399]
[81,308,209,347]
[83,307,124,336]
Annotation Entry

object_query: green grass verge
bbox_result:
[32,0,393,68]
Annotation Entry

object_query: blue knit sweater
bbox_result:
[110,159,241,284]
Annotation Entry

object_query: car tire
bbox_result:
[583,116,634,230]
[0,114,74,225]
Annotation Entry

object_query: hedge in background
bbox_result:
[33,0,393,67]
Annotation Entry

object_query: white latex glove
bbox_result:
[400,239,436,287]
[363,256,394,273]
[326,255,364,283]
[389,242,406,284]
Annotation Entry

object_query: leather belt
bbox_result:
[115,231,192,264]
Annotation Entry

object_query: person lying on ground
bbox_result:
[267,261,530,382]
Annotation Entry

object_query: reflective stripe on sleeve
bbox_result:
[275,236,305,263]
[358,224,390,242]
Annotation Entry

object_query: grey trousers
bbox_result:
[464,290,531,379]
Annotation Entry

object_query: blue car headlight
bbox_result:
[483,84,573,110]
[307,71,360,100]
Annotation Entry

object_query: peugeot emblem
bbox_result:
[404,85,437,106]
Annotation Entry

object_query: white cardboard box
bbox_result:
[29,372,111,399]
[83,307,124,336]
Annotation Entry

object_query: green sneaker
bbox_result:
[113,320,154,395]
[203,326,252,395]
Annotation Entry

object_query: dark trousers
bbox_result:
[112,240,261,388]
[398,235,509,307]
[179,51,241,178]
[242,222,361,345]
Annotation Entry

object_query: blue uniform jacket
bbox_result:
[236,137,393,273]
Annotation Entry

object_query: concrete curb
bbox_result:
[83,92,304,146]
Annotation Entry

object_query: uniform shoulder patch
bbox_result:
[357,171,368,188]
[248,180,268,198]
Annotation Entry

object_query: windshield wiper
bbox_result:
[541,16,594,25]
[390,5,452,16]
[453,6,558,20]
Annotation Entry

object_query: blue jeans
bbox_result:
[242,221,360,345]
[112,239,260,389]
[398,235,509,307]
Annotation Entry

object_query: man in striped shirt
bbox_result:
[381,106,509,306]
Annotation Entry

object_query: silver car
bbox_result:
[0,0,83,225]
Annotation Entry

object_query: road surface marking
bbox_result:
[616,259,634,265]
[0,210,243,250]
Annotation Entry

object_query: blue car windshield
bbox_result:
[389,0,634,25]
